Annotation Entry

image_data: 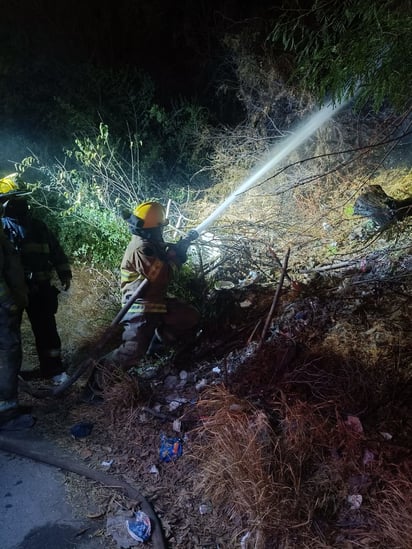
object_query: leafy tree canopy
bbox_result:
[269,0,412,111]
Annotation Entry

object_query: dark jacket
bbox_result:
[2,216,72,285]
[0,226,28,309]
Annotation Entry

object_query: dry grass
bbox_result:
[367,474,412,547]
[190,358,412,548]
[98,366,142,426]
[191,386,337,546]
[191,386,285,545]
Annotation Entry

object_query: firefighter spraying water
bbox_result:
[82,201,200,402]
[79,98,351,401]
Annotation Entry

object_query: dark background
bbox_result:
[1,0,277,104]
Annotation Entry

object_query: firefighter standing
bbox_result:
[0,206,34,427]
[0,177,72,385]
[85,201,199,398]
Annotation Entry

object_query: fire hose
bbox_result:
[19,277,149,399]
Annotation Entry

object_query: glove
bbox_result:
[169,230,199,264]
[61,278,71,291]
[175,239,189,263]
[185,229,199,242]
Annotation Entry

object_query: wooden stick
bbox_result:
[258,248,290,351]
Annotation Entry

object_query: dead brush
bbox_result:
[99,367,141,426]
[190,386,344,547]
[277,398,333,465]
[366,472,412,548]
[191,386,286,546]
[190,383,398,547]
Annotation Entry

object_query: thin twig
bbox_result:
[267,246,293,282]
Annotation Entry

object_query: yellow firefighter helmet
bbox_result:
[0,174,20,197]
[133,201,168,229]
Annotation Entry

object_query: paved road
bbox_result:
[0,432,109,549]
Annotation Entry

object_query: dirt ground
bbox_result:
[18,237,412,548]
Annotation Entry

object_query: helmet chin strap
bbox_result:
[137,226,164,241]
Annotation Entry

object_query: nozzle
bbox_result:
[185,229,199,242]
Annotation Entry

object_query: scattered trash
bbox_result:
[214,280,235,290]
[199,501,212,515]
[362,449,375,465]
[70,421,93,439]
[344,415,364,434]
[149,464,159,475]
[239,270,259,287]
[240,531,251,548]
[239,299,252,308]
[380,431,393,440]
[169,400,183,412]
[195,378,207,391]
[212,366,221,374]
[107,511,137,548]
[164,375,179,389]
[172,418,182,432]
[347,494,363,510]
[101,459,114,469]
[159,434,183,462]
[125,510,152,543]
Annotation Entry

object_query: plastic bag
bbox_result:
[125,510,151,543]
[159,434,183,462]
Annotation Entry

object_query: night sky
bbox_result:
[1,0,277,102]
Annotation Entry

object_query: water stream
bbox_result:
[194,99,348,235]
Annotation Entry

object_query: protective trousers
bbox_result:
[26,282,63,378]
[105,298,200,371]
[0,306,22,402]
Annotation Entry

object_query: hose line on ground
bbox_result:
[0,433,167,549]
